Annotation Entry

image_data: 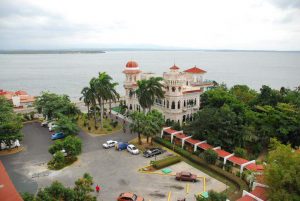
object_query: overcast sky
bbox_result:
[0,0,300,50]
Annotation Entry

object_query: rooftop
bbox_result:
[184,66,207,74]
[197,143,213,150]
[214,149,232,158]
[227,155,249,165]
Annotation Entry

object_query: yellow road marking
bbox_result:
[203,177,206,192]
[186,183,190,194]
[167,191,172,201]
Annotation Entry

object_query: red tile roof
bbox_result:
[164,128,177,134]
[174,133,188,139]
[236,195,255,201]
[182,89,202,94]
[0,161,23,201]
[184,66,206,74]
[197,143,213,150]
[126,60,139,68]
[227,156,249,165]
[15,90,27,95]
[245,163,264,172]
[185,138,201,145]
[251,186,268,201]
[170,64,180,70]
[215,149,232,158]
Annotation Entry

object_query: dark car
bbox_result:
[143,148,165,158]
[175,171,197,182]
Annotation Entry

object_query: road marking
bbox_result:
[186,183,190,194]
[167,191,172,201]
[203,177,206,192]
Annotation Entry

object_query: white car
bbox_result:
[41,120,49,127]
[102,140,118,149]
[127,144,139,155]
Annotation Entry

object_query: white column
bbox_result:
[161,127,171,138]
[224,153,234,165]
[240,160,255,174]
[213,146,221,150]
[242,190,264,201]
[182,136,192,149]
[171,130,183,143]
[194,140,207,152]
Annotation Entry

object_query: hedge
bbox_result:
[154,137,249,200]
[151,155,181,169]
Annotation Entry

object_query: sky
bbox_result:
[0,0,300,50]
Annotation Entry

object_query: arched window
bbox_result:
[130,104,132,110]
[183,115,186,122]
[171,101,175,109]
[167,100,169,108]
[178,101,180,109]
[186,81,188,86]
[184,100,186,107]
[172,87,176,92]
[194,98,197,106]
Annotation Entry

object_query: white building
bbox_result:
[123,61,213,125]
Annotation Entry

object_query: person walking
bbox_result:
[96,184,100,193]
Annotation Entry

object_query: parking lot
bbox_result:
[0,122,226,201]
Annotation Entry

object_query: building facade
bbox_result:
[123,60,213,124]
[0,89,35,108]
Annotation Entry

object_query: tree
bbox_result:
[254,85,283,106]
[130,111,146,145]
[203,149,218,164]
[63,136,82,157]
[234,147,247,158]
[0,97,23,148]
[265,138,300,201]
[73,173,96,201]
[230,85,257,105]
[54,115,79,136]
[143,109,164,144]
[80,87,94,119]
[135,77,164,112]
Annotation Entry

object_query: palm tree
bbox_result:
[107,82,120,114]
[89,77,99,127]
[80,87,93,119]
[145,109,164,144]
[135,77,164,113]
[130,111,146,145]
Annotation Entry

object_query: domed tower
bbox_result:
[123,61,142,111]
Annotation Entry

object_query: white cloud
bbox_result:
[0,0,299,50]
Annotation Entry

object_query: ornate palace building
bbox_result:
[123,60,213,124]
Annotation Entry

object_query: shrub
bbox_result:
[151,156,181,169]
[52,151,65,169]
[103,124,108,128]
[203,149,218,164]
[110,120,118,128]
[234,147,247,158]
[107,128,112,131]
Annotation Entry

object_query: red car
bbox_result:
[175,171,197,182]
[117,192,144,201]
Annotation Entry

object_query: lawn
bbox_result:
[78,116,122,135]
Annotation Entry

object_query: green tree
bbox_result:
[135,77,164,112]
[0,97,23,148]
[143,109,164,144]
[130,111,146,145]
[73,173,96,201]
[52,151,65,169]
[254,85,283,106]
[265,138,300,201]
[22,192,35,201]
[80,87,93,119]
[234,147,247,158]
[63,136,82,157]
[196,190,227,201]
[203,149,218,164]
[54,115,79,136]
[230,85,257,105]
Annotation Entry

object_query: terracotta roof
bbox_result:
[251,186,268,201]
[197,143,213,150]
[126,60,139,68]
[0,161,23,201]
[174,133,188,139]
[227,156,249,165]
[245,163,264,172]
[0,90,14,96]
[215,149,232,158]
[15,90,27,95]
[185,138,201,145]
[170,64,180,70]
[236,195,255,201]
[164,128,177,134]
[122,70,141,74]
[184,66,206,74]
[182,89,202,94]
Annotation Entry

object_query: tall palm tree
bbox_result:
[135,77,164,113]
[107,82,120,114]
[89,77,99,126]
[80,87,93,119]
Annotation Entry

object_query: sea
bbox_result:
[0,50,300,101]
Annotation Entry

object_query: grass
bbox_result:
[78,116,122,135]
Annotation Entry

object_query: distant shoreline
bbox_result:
[0,50,106,54]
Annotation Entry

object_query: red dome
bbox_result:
[126,61,139,68]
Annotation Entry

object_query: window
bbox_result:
[129,104,132,110]
[171,101,175,109]
[172,87,176,92]
[178,101,180,109]
[184,100,186,107]
[167,100,169,108]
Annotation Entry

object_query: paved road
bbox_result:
[0,117,137,195]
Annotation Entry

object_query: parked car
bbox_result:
[103,140,118,149]
[115,142,128,151]
[49,124,57,132]
[47,121,55,128]
[41,120,49,127]
[117,192,144,201]
[51,132,65,140]
[175,171,197,182]
[143,148,165,158]
[127,144,139,155]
